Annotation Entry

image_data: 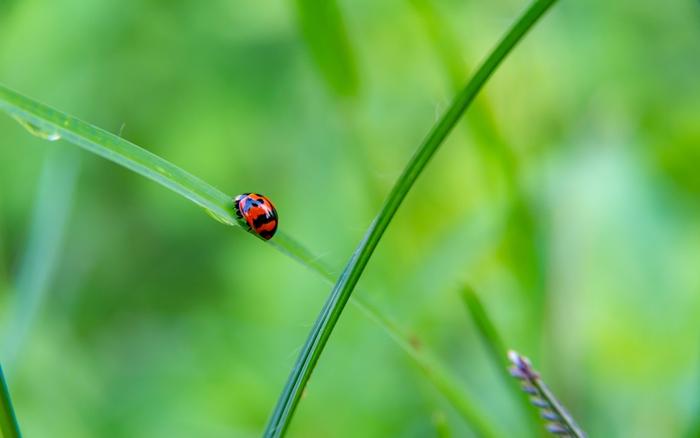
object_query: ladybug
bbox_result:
[233,193,278,240]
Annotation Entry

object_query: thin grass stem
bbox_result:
[460,285,545,437]
[264,1,558,435]
[0,365,20,438]
[0,86,494,436]
[0,85,237,228]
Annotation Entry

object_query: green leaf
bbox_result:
[460,285,508,368]
[460,285,545,437]
[293,0,359,98]
[410,0,514,175]
[0,83,494,434]
[0,84,238,229]
[0,365,21,438]
[264,1,559,436]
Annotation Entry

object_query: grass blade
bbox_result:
[264,1,558,435]
[272,234,500,435]
[0,84,238,228]
[0,83,494,435]
[459,285,508,367]
[410,0,509,156]
[412,0,550,344]
[460,285,544,437]
[0,0,557,430]
[0,365,20,438]
[0,3,555,429]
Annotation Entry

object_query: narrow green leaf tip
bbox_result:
[264,0,559,436]
[0,365,21,438]
[0,84,237,228]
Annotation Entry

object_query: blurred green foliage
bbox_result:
[293,0,359,99]
[1,0,699,437]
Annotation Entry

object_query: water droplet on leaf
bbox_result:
[12,116,61,141]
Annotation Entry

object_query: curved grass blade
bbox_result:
[264,1,559,435]
[413,0,550,346]
[274,232,501,436]
[0,84,238,228]
[0,365,20,438]
[410,0,510,157]
[460,285,508,365]
[460,285,545,437]
[290,4,501,425]
[0,84,494,433]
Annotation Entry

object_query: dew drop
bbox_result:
[12,116,61,141]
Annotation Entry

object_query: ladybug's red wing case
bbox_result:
[233,193,278,240]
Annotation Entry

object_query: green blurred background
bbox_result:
[1,0,700,436]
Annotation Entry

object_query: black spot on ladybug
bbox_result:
[253,214,274,228]
[259,229,275,239]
